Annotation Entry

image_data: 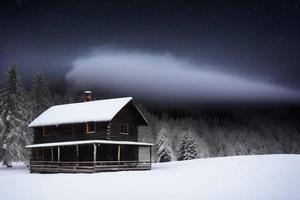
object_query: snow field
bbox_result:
[1,154,300,200]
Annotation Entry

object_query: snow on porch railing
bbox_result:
[29,160,151,172]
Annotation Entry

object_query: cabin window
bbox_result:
[42,127,48,136]
[86,122,95,134]
[120,124,129,135]
[36,149,44,159]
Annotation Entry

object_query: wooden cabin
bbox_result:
[26,92,152,173]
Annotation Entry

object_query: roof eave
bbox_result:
[28,120,111,128]
[26,140,153,148]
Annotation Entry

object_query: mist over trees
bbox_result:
[0,62,300,166]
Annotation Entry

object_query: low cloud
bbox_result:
[66,49,300,103]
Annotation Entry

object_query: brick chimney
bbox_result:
[83,91,92,102]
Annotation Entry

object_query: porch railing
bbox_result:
[29,160,151,173]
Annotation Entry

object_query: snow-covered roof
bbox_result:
[26,140,153,148]
[28,97,148,127]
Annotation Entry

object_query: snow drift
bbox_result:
[1,154,300,200]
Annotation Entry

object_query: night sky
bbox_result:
[1,0,300,104]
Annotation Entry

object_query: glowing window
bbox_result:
[86,122,95,133]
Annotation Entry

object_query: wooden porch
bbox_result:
[27,140,152,173]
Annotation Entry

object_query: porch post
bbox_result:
[58,146,60,162]
[51,147,54,162]
[117,145,121,162]
[150,146,152,164]
[93,144,97,165]
[76,145,79,162]
[58,146,60,172]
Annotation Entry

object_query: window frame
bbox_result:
[42,127,49,136]
[120,123,129,135]
[86,122,96,134]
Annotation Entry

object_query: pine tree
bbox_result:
[177,135,199,161]
[0,62,31,166]
[155,128,174,162]
[0,118,5,161]
[156,135,172,162]
[30,72,51,119]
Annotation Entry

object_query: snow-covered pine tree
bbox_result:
[0,117,5,161]
[0,62,31,166]
[177,135,199,160]
[156,135,172,162]
[30,72,51,119]
[155,128,175,162]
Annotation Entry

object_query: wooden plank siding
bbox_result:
[32,101,146,144]
[108,102,147,141]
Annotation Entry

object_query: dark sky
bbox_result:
[1,0,300,103]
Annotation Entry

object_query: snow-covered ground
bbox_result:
[1,154,300,200]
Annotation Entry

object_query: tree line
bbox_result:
[139,108,300,162]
